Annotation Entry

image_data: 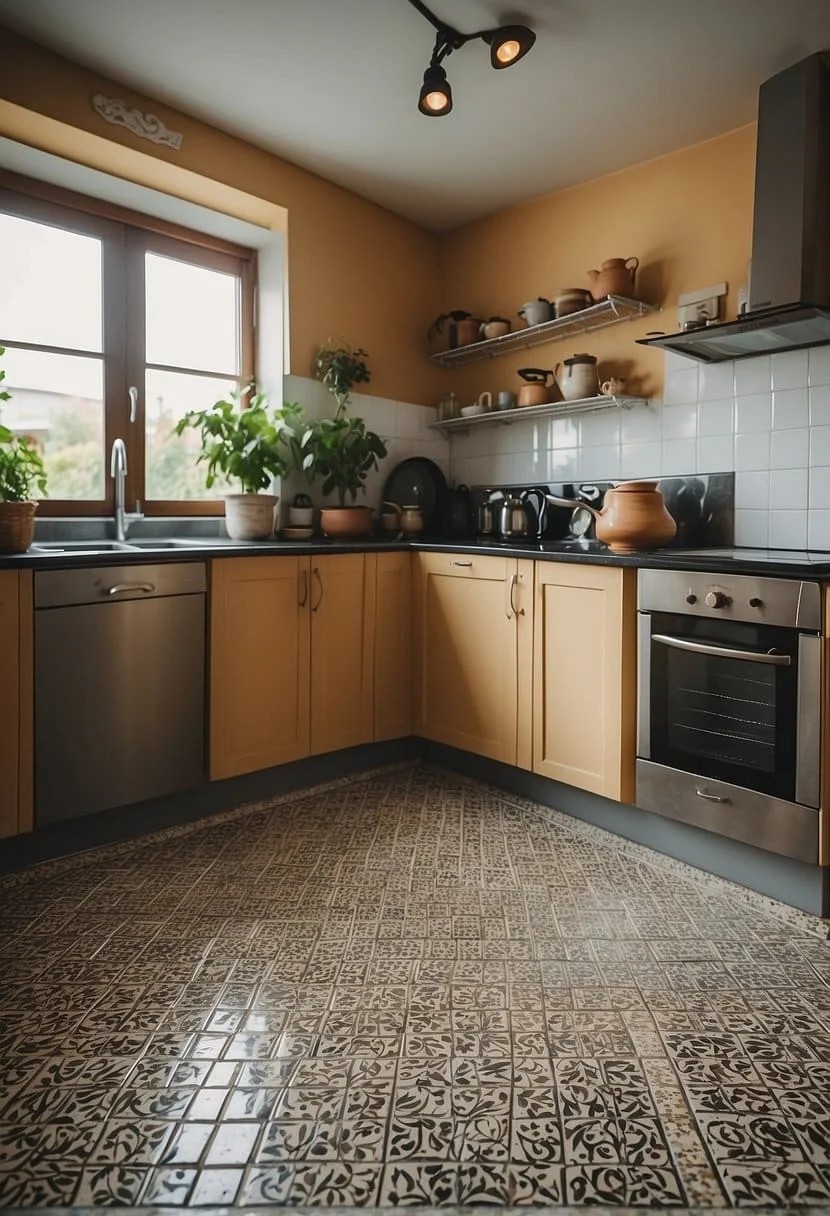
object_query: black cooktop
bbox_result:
[663,547,830,565]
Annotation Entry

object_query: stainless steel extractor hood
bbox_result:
[639,51,830,363]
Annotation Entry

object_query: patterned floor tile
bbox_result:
[1,764,829,1207]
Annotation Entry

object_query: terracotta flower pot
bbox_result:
[320,505,373,538]
[0,500,37,554]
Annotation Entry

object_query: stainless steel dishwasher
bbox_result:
[34,562,206,825]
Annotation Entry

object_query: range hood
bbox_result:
[639,51,830,363]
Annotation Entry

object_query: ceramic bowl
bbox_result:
[459,403,484,418]
[280,526,314,541]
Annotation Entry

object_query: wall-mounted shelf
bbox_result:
[428,395,649,436]
[429,296,656,368]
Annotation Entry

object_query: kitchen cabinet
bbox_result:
[0,570,33,838]
[210,557,310,780]
[533,562,637,801]
[413,552,533,766]
[369,551,412,741]
[309,554,373,755]
[210,553,377,778]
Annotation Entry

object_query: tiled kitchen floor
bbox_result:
[1,765,829,1210]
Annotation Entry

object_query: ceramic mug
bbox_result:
[288,506,314,526]
[601,377,626,397]
[497,390,516,410]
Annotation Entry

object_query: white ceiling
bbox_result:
[1,0,830,232]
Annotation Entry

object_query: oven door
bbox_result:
[639,610,819,806]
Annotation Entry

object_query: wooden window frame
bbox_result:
[0,172,256,518]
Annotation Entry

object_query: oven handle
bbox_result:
[651,634,792,666]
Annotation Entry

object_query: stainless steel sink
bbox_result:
[31,540,134,553]
[125,540,187,549]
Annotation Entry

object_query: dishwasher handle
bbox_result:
[106,582,156,596]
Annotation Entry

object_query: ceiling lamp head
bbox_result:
[406,0,535,117]
[484,24,536,69]
[419,63,453,116]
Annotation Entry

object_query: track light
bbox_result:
[484,25,536,69]
[419,64,453,115]
[406,0,536,117]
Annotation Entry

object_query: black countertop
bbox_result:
[4,534,830,578]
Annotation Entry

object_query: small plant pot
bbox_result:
[223,493,278,541]
[0,500,37,554]
[320,505,373,539]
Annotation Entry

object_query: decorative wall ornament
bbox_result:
[92,94,183,150]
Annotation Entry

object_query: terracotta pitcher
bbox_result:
[545,480,676,553]
[587,257,639,301]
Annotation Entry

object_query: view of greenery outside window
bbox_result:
[0,180,255,515]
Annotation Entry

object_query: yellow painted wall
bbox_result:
[437,126,757,405]
[0,27,758,413]
[0,28,444,405]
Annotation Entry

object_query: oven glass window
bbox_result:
[649,612,798,800]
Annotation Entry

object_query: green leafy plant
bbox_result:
[314,340,371,416]
[0,347,48,502]
[173,386,304,493]
[305,414,387,504]
[427,309,471,340]
[307,342,386,504]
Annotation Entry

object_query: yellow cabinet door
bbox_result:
[413,551,530,765]
[369,551,412,741]
[533,562,637,800]
[0,570,32,838]
[210,557,310,779]
[309,554,373,755]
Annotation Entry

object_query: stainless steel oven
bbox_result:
[637,568,821,864]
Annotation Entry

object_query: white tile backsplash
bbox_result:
[282,374,447,513]
[444,345,830,548]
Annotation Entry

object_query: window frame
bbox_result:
[0,171,256,517]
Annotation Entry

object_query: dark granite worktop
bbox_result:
[4,533,830,578]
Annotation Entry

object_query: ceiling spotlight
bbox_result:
[484,25,536,69]
[419,64,453,115]
[406,0,536,117]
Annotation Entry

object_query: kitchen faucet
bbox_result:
[110,438,143,541]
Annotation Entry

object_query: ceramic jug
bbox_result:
[480,316,511,340]
[554,353,599,401]
[400,504,424,536]
[545,480,676,553]
[518,298,553,327]
[587,257,639,301]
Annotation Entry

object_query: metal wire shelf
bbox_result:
[429,296,655,367]
[428,394,649,436]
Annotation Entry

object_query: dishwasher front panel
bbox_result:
[35,593,206,824]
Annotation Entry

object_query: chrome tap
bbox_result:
[110,438,143,541]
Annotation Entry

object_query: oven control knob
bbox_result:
[705,591,730,609]
[685,593,697,604]
[748,597,763,608]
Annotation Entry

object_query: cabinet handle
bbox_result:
[298,568,308,607]
[106,582,155,596]
[311,566,323,612]
[505,574,513,620]
[509,573,524,618]
[451,560,473,567]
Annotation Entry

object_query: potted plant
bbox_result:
[174,386,302,541]
[0,348,48,554]
[307,342,387,538]
[428,309,480,349]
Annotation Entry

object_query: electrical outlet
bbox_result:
[677,281,728,328]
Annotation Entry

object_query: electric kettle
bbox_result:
[499,492,530,539]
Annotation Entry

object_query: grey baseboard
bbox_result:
[0,738,419,875]
[422,742,830,919]
[5,733,829,920]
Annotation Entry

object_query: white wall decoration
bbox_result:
[92,94,183,150]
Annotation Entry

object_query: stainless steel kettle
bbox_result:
[499,492,530,539]
[476,490,500,537]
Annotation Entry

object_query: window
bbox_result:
[0,176,255,515]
